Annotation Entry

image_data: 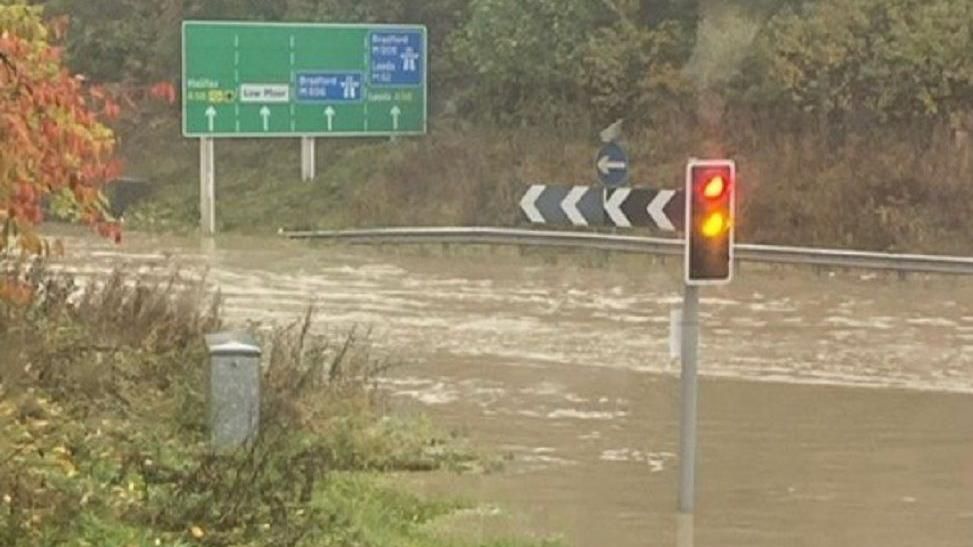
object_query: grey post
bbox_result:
[301,136,316,181]
[199,137,216,235]
[205,331,262,449]
[678,284,700,513]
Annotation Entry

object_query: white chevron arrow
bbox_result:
[604,188,631,228]
[520,185,546,224]
[562,186,589,226]
[648,190,676,231]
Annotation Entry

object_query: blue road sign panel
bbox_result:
[596,143,629,188]
[369,30,424,86]
[296,72,363,102]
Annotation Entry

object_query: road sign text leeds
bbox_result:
[182,21,427,138]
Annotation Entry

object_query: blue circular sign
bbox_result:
[596,143,629,188]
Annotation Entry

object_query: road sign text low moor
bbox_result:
[182,21,427,138]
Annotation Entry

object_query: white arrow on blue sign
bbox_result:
[596,143,629,188]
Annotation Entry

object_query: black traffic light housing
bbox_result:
[685,159,735,285]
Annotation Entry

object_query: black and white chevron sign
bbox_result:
[604,188,684,231]
[520,185,604,227]
[520,185,683,231]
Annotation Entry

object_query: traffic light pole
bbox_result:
[678,284,700,514]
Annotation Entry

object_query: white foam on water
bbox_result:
[590,312,654,324]
[748,301,798,313]
[393,383,459,405]
[824,316,891,329]
[547,409,628,421]
[519,382,565,397]
[519,454,577,466]
[906,317,958,327]
[599,449,675,472]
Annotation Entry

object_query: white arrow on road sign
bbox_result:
[648,189,677,231]
[390,105,401,131]
[205,106,217,132]
[325,106,336,131]
[520,184,546,224]
[562,186,590,226]
[604,187,632,228]
[597,155,627,176]
[260,106,271,132]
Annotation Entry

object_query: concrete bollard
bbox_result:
[205,331,262,449]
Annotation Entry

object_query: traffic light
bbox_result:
[685,159,735,285]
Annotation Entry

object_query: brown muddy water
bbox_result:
[52,228,973,546]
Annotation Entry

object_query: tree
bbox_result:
[744,0,973,123]
[41,0,183,83]
[449,0,610,124]
[0,1,122,260]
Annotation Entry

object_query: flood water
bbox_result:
[53,228,973,546]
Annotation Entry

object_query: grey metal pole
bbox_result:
[307,137,317,180]
[200,138,215,236]
[301,137,316,181]
[678,284,700,513]
[308,137,316,180]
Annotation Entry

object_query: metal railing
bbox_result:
[280,226,973,276]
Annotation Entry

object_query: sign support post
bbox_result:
[301,137,316,181]
[678,283,700,514]
[199,137,215,236]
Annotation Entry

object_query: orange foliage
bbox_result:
[0,5,121,257]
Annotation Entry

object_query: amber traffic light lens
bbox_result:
[701,212,727,238]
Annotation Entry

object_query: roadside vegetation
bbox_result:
[0,262,557,546]
[28,0,972,254]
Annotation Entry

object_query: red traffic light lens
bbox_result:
[702,175,727,200]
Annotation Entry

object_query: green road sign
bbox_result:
[182,21,427,138]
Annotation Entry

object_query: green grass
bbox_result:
[310,474,558,547]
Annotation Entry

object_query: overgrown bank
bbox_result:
[121,111,973,256]
[26,0,973,255]
[0,264,556,546]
